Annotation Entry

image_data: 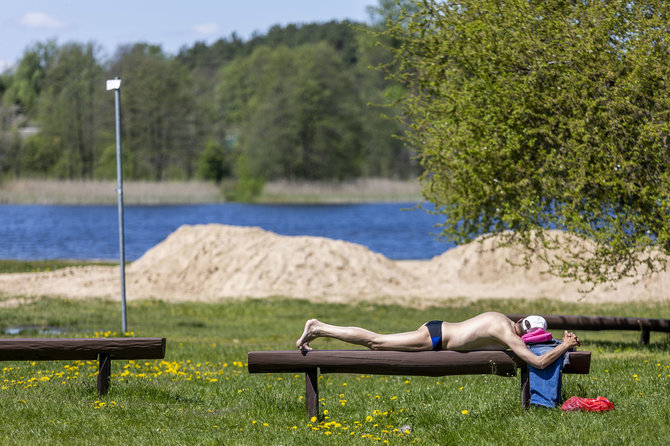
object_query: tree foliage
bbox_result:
[35,42,104,178]
[388,0,670,285]
[2,41,57,115]
[0,14,416,193]
[217,43,364,183]
[108,44,195,180]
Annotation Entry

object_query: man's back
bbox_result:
[443,312,514,350]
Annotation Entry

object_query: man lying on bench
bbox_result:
[296,311,580,370]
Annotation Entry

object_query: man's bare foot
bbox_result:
[296,319,321,351]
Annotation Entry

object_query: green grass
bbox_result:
[0,259,118,274]
[0,292,668,445]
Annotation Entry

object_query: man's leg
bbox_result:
[297,319,432,351]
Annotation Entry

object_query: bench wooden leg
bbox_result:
[639,328,650,345]
[98,353,111,396]
[520,366,530,410]
[305,368,319,419]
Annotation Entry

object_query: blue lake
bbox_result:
[0,203,454,261]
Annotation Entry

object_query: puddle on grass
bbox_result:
[3,326,67,335]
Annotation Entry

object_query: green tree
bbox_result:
[355,8,418,178]
[0,105,23,177]
[247,21,362,66]
[2,41,57,116]
[33,42,104,178]
[176,36,247,175]
[217,43,364,184]
[196,139,231,183]
[367,0,421,27]
[107,44,195,180]
[388,0,670,285]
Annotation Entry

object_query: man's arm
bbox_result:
[502,331,580,370]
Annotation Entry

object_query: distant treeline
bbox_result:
[0,7,415,199]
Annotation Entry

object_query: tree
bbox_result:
[356,5,419,178]
[107,44,195,180]
[2,41,57,116]
[217,43,364,184]
[388,0,670,286]
[196,139,231,183]
[0,104,23,177]
[34,42,104,178]
[367,0,421,28]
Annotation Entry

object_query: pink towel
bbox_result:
[521,328,553,344]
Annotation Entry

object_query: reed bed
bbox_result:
[259,178,422,203]
[0,178,422,205]
[0,179,224,205]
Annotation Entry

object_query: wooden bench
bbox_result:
[507,314,670,344]
[248,349,591,417]
[0,337,166,395]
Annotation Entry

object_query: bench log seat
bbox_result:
[506,314,670,344]
[248,349,591,417]
[0,337,166,395]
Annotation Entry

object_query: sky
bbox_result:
[0,0,374,72]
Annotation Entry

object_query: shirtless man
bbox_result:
[296,312,580,370]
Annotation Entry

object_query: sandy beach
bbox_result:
[1,224,669,306]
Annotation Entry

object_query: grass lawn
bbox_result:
[0,266,668,444]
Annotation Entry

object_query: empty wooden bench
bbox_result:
[248,349,591,417]
[0,337,166,395]
[507,314,670,344]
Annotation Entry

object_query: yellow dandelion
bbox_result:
[461,409,469,415]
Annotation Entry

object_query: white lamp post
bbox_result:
[106,77,127,334]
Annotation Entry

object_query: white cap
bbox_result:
[522,315,547,334]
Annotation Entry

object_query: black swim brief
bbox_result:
[425,320,443,351]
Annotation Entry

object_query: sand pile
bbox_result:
[127,225,422,301]
[1,224,670,305]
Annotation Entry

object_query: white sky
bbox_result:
[0,0,373,72]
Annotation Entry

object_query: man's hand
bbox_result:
[562,330,581,348]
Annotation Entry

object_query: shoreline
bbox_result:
[0,178,422,205]
[2,225,669,305]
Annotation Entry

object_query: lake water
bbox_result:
[0,203,454,261]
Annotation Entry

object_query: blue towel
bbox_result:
[527,341,567,408]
